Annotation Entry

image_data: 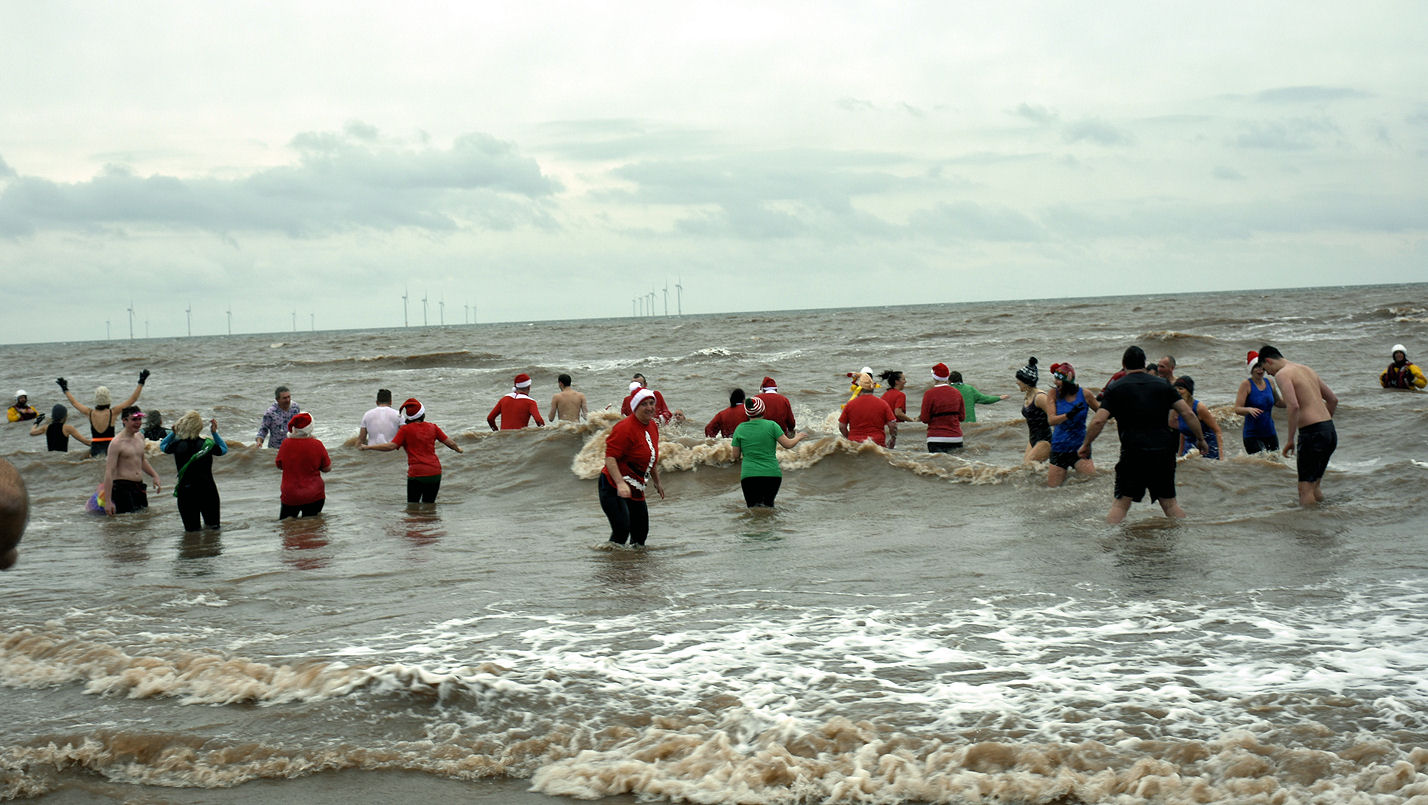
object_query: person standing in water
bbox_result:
[101,406,163,515]
[548,374,589,423]
[30,405,93,452]
[1040,362,1098,486]
[879,370,915,422]
[1015,357,1051,463]
[255,386,299,449]
[704,388,749,438]
[730,396,806,507]
[599,389,665,547]
[1257,345,1338,507]
[948,371,1007,424]
[488,373,545,430]
[57,372,148,456]
[1234,350,1284,454]
[161,411,228,532]
[919,363,966,453]
[274,412,329,519]
[361,398,463,503]
[1170,377,1224,460]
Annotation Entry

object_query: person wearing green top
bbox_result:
[730,396,806,508]
[949,371,1008,423]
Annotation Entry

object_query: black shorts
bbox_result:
[1049,447,1087,469]
[407,474,441,503]
[110,478,149,514]
[1243,434,1279,455]
[279,499,325,519]
[927,442,964,454]
[1296,420,1337,483]
[1113,449,1176,503]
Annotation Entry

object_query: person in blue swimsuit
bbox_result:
[1234,350,1284,454]
[1171,376,1224,459]
[1040,361,1099,486]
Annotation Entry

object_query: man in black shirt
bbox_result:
[1081,345,1206,524]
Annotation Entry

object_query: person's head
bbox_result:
[760,376,777,392]
[287,411,314,437]
[274,386,292,408]
[1173,375,1195,403]
[1256,345,1285,375]
[50,404,67,424]
[376,388,392,405]
[632,373,647,387]
[1015,356,1039,389]
[146,410,163,430]
[558,373,572,389]
[744,396,766,419]
[1050,362,1078,396]
[728,388,746,408]
[948,371,964,384]
[0,457,28,571]
[1392,344,1408,364]
[173,410,204,440]
[120,406,144,433]
[400,399,425,423]
[879,370,904,389]
[630,389,657,423]
[93,386,112,409]
[14,391,27,407]
[931,363,951,384]
[1157,355,1177,379]
[513,373,532,392]
[1121,346,1147,371]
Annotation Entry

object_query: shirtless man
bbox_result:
[548,374,588,422]
[102,406,162,515]
[0,457,27,570]
[1257,345,1338,507]
[1156,355,1178,385]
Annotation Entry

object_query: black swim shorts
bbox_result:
[1050,448,1086,469]
[1242,435,1279,455]
[1296,420,1337,483]
[110,478,149,514]
[1113,448,1176,503]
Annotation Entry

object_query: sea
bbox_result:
[3,283,1427,805]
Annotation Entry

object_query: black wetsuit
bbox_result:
[165,436,223,531]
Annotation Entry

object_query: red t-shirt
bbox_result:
[602,415,660,501]
[391,421,449,477]
[881,388,907,415]
[839,394,895,446]
[918,384,965,440]
[275,437,330,505]
[704,405,749,437]
[621,389,674,423]
[487,394,544,430]
[755,391,796,433]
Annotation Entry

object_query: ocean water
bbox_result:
[3,283,1428,804]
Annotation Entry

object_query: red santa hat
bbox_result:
[400,398,425,422]
[288,412,313,431]
[513,373,532,389]
[1245,350,1259,374]
[629,388,656,411]
[932,363,950,381]
[760,376,777,391]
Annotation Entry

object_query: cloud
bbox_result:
[1213,166,1246,181]
[1010,103,1058,126]
[1254,86,1371,104]
[1062,119,1133,146]
[1231,116,1340,150]
[0,127,560,239]
[906,201,1045,243]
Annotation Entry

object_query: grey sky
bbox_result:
[1,0,1424,343]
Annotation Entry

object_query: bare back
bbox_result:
[1278,362,1333,427]
[550,389,587,421]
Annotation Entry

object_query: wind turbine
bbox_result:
[632,297,637,317]
[127,301,135,339]
[676,278,683,316]
[291,309,297,332]
[648,290,656,317]
[439,296,445,326]
[402,287,409,327]
[226,307,232,335]
[310,312,315,331]
[186,303,192,337]
[662,282,669,316]
[106,320,111,340]
[422,292,429,327]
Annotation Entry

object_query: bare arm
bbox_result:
[1280,374,1301,454]
[101,449,119,514]
[360,441,400,452]
[441,437,463,453]
[1171,399,1208,452]
[1320,378,1337,417]
[142,456,161,491]
[63,389,92,416]
[1233,379,1260,417]
[777,432,805,448]
[1197,406,1225,459]
[357,427,369,446]
[66,424,93,445]
[1078,408,1112,459]
[118,382,143,410]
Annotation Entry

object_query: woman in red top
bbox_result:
[703,388,749,437]
[274,412,330,519]
[878,370,914,422]
[360,398,462,503]
[600,389,664,546]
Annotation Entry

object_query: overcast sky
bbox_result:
[2,1,1424,343]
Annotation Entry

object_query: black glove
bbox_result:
[138,369,151,385]
[34,413,45,425]
[56,377,68,392]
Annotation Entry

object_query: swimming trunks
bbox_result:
[1022,395,1051,445]
[1296,420,1337,483]
[109,478,149,514]
[1050,447,1087,469]
[1113,448,1176,503]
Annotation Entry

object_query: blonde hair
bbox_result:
[93,386,112,407]
[173,410,204,440]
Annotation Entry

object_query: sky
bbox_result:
[1,1,1425,344]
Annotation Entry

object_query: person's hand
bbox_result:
[1195,437,1209,455]
[104,499,116,516]
[209,419,218,432]
[1246,407,1264,418]
[152,479,162,493]
[616,481,632,499]
[56,377,68,392]
[1282,440,1295,458]
[138,369,151,385]
[1078,443,1091,460]
[34,414,45,426]
[654,483,665,500]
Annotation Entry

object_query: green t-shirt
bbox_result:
[731,418,785,478]
[951,383,1002,423]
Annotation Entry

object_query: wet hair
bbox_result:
[1257,345,1283,362]
[558,373,572,387]
[1173,375,1195,395]
[173,410,204,440]
[729,388,746,408]
[376,388,392,404]
[948,371,963,384]
[274,385,290,400]
[879,370,903,387]
[121,405,142,421]
[50,404,67,423]
[1122,346,1147,370]
[1056,377,1081,399]
[632,373,646,383]
[146,410,163,429]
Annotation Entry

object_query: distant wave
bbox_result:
[1139,330,1219,344]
